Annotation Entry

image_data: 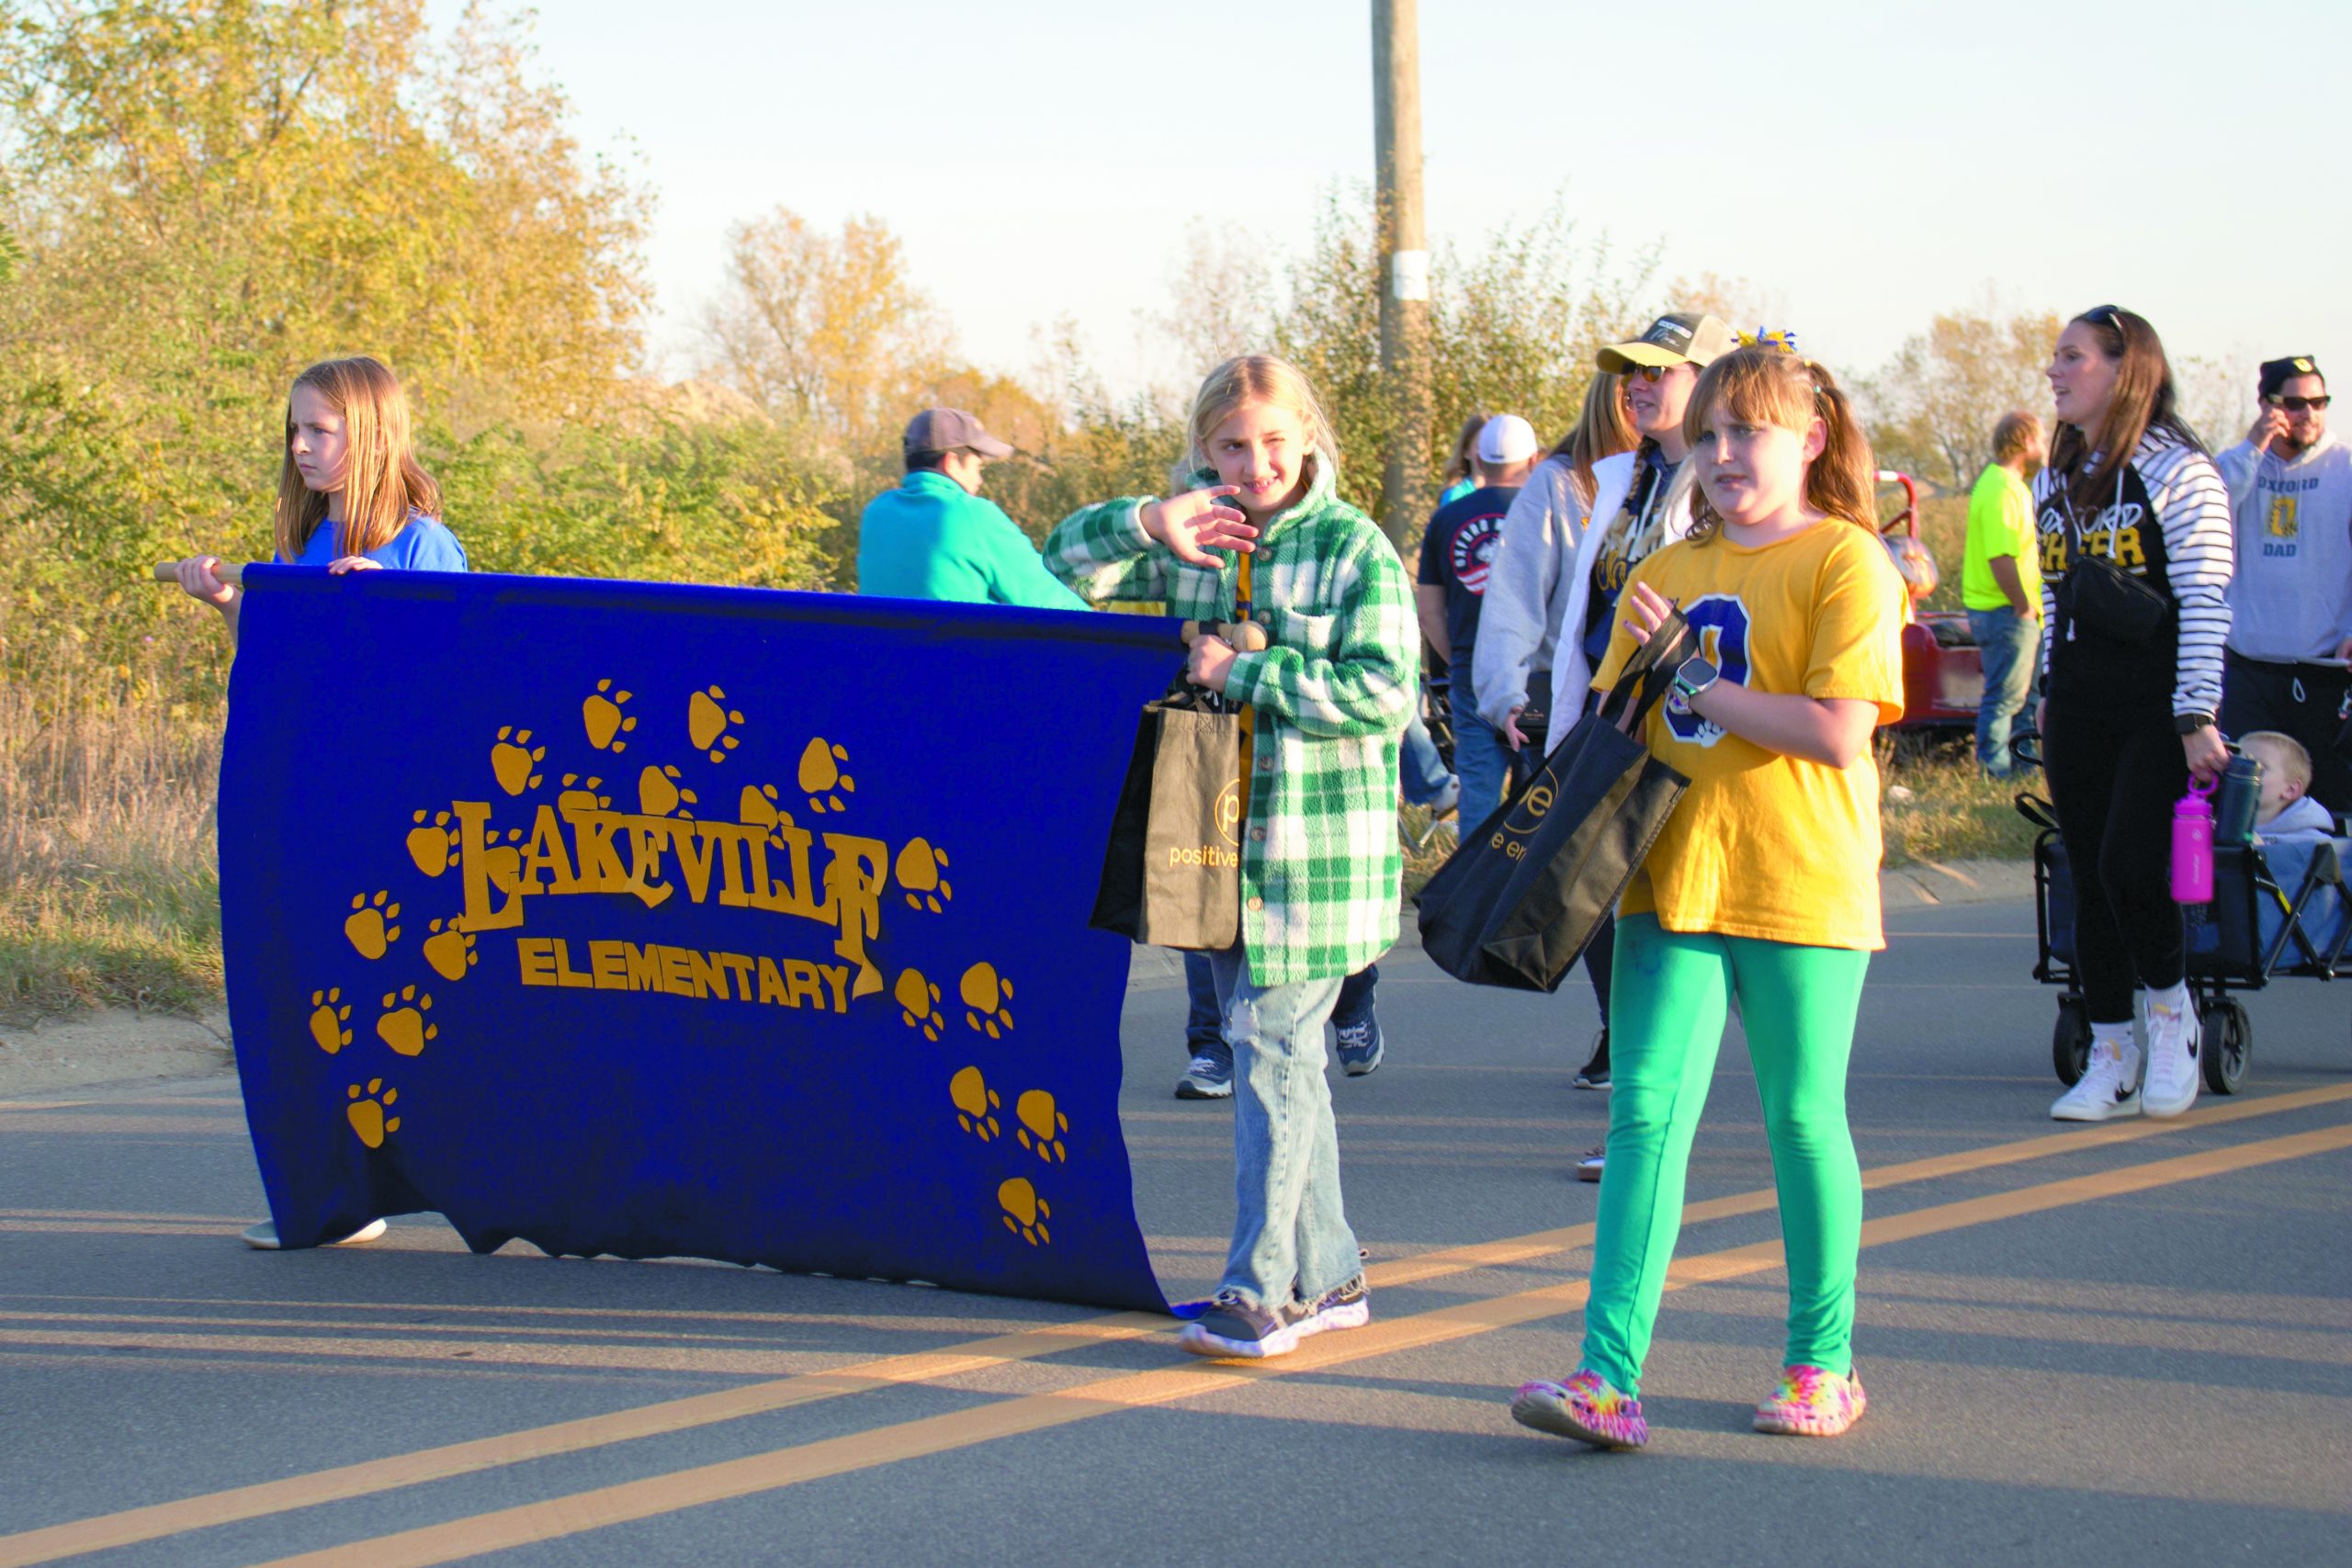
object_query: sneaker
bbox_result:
[1428,776,1461,818]
[1575,1147,1605,1182]
[1301,1275,1372,1339]
[1175,1052,1234,1100]
[1335,1015,1384,1077]
[1574,1028,1610,1090]
[1510,1369,1648,1449]
[2050,1037,2142,1122]
[1753,1364,1867,1437]
[2142,994,2201,1119]
[1179,1289,1311,1359]
[240,1217,388,1250]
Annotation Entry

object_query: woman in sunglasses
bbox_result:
[2216,356,2352,814]
[1521,312,1733,1135]
[2038,305,2235,1123]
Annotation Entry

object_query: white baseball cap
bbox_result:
[1475,413,1539,467]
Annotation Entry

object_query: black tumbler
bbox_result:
[2215,751,2262,845]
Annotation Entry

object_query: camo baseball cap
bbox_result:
[1597,312,1737,375]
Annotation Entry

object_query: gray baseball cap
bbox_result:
[902,408,1013,458]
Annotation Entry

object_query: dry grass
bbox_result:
[0,686,225,1021]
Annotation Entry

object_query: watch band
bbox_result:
[2173,712,2215,735]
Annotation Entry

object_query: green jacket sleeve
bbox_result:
[1227,529,1417,739]
[973,501,1088,611]
[1044,498,1171,604]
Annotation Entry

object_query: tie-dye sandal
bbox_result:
[1510,1369,1648,1449]
[1752,1364,1867,1437]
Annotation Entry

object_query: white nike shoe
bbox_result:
[2141,995,2201,1119]
[2051,1037,2142,1122]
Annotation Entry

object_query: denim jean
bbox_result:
[1399,702,1453,805]
[1207,942,1363,1308]
[1453,705,1516,831]
[1968,606,2041,774]
[1186,951,1374,1056]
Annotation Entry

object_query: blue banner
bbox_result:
[219,567,1188,1313]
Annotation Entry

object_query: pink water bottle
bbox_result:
[2171,780,2215,904]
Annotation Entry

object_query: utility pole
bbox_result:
[1372,0,1430,553]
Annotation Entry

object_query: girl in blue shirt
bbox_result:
[170,355,463,1249]
[172,355,466,641]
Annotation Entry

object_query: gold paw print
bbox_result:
[688,686,742,762]
[345,891,401,959]
[308,988,352,1054]
[736,782,796,840]
[896,838,953,911]
[583,679,637,752]
[893,967,944,1041]
[406,810,458,875]
[798,737,854,812]
[376,986,435,1057]
[638,763,696,818]
[960,962,1013,1038]
[949,1065,1001,1141]
[421,919,477,981]
[491,727,545,795]
[557,773,612,812]
[999,1178,1051,1246]
[1014,1089,1069,1163]
[347,1079,401,1148]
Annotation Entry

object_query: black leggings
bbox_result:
[2043,697,2188,1022]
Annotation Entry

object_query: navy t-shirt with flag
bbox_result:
[1416,484,1521,669]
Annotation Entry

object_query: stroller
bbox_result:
[2015,733,2351,1094]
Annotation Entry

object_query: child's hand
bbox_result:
[1187,634,1238,693]
[174,556,238,607]
[1144,485,1257,568]
[326,555,383,576]
[1619,581,1675,645]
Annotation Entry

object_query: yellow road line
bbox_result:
[3,1082,2347,1567]
[245,1119,2352,1568]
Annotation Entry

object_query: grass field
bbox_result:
[2,699,2036,1024]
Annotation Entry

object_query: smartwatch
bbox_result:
[1671,655,1720,706]
[2173,712,2215,736]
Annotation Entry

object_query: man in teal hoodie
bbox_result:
[856,409,1085,609]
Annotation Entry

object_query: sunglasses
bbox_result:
[2266,394,2332,412]
[1620,364,1669,384]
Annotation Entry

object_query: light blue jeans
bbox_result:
[1969,606,2041,774]
[1207,945,1362,1309]
[1399,703,1453,805]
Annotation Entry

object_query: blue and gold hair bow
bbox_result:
[1736,328,1800,355]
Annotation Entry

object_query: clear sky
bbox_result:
[443,0,2352,411]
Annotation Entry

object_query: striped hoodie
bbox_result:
[2033,430,2234,718]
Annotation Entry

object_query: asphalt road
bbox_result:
[4,894,2348,1566]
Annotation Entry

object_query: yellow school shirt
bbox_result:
[1592,519,1908,951]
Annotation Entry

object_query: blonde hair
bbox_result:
[274,355,443,563]
[1552,374,1638,509]
[1442,412,1489,485]
[1176,355,1342,492]
[1681,346,1876,544]
[2239,730,2313,793]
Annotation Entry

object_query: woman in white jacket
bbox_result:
[1473,311,1730,1107]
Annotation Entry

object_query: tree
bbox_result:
[1862,304,2064,491]
[698,209,949,455]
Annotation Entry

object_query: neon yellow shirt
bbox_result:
[1961,463,2039,613]
[1593,520,1908,951]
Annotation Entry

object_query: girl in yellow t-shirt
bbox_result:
[1510,344,1907,1450]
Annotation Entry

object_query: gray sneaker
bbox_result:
[1176,1052,1234,1099]
[1179,1290,1312,1359]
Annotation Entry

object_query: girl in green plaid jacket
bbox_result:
[1046,355,1419,1359]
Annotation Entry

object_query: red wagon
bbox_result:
[1876,468,1984,731]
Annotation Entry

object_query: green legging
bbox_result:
[1580,913,1870,1395]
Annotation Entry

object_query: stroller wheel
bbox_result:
[2052,995,2091,1087]
[2199,998,2251,1096]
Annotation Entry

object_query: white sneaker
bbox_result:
[2051,1038,2142,1122]
[2142,995,2201,1119]
[240,1217,388,1249]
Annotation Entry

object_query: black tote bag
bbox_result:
[1415,612,1696,991]
[1090,684,1245,951]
